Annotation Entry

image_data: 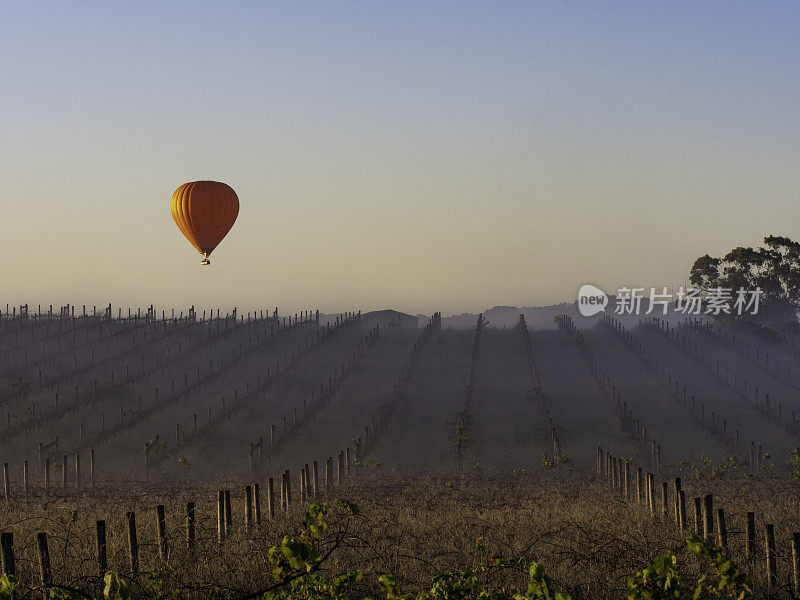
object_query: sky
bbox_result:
[1,2,799,316]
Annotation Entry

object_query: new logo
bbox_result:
[578,284,608,317]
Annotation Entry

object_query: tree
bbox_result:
[689,235,800,321]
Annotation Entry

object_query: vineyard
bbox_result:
[2,304,800,599]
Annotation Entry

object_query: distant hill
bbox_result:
[335,298,650,331]
[424,295,680,329]
[361,309,418,329]
[418,302,581,329]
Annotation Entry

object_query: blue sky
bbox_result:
[1,2,798,315]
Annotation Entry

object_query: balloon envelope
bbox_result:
[170,181,239,261]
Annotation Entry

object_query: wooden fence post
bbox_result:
[36,532,51,600]
[326,458,332,494]
[716,508,727,550]
[75,453,81,490]
[3,463,9,503]
[126,511,138,575]
[0,532,15,578]
[217,491,226,542]
[746,512,756,562]
[636,467,642,504]
[693,498,702,535]
[313,462,319,499]
[299,468,306,503]
[268,478,275,519]
[96,520,107,575]
[224,490,232,533]
[765,523,777,589]
[156,505,167,562]
[703,495,713,542]
[254,483,261,527]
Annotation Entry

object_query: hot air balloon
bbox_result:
[170,181,239,265]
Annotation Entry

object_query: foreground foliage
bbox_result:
[2,501,756,600]
[0,475,790,600]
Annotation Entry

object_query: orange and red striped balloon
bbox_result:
[170,181,239,265]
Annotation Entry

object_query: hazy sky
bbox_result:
[1,2,799,316]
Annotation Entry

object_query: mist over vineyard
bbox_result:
[3,302,796,481]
